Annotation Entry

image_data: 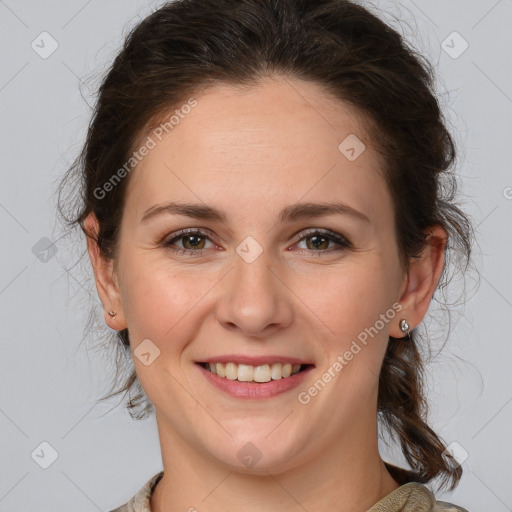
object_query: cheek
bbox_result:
[117,253,219,345]
[313,264,393,332]
[303,260,397,373]
[310,270,395,407]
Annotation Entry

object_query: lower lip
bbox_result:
[196,363,314,399]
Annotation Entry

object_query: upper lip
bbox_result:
[197,355,314,366]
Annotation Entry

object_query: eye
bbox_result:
[163,229,216,255]
[293,229,352,255]
[162,228,351,257]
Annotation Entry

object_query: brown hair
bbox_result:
[57,0,475,493]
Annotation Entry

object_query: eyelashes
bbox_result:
[163,228,215,255]
[162,228,352,257]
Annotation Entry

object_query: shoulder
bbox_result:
[434,498,470,512]
[368,482,470,512]
[108,472,164,512]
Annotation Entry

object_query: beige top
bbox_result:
[109,468,469,512]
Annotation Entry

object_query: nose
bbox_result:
[215,246,294,338]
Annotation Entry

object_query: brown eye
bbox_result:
[163,229,215,255]
[180,233,207,250]
[295,229,351,254]
[304,234,330,250]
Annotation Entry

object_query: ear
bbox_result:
[391,225,448,338]
[83,212,127,331]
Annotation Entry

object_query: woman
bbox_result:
[58,0,473,510]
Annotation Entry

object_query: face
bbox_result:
[98,76,410,473]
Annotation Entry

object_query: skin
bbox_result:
[85,75,447,512]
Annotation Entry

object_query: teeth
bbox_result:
[206,362,302,382]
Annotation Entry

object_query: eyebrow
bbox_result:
[141,201,370,225]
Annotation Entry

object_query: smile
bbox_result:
[199,361,309,382]
[196,361,314,399]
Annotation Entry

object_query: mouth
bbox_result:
[196,361,314,383]
[195,360,315,399]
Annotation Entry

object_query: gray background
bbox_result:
[0,1,511,511]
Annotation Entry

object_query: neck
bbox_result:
[150,414,399,512]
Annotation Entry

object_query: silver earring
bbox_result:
[399,318,411,338]
[108,310,117,318]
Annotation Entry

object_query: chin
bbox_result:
[206,433,307,475]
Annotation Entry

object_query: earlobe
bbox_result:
[393,225,448,338]
[83,213,127,331]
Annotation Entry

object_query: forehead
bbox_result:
[125,76,392,227]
